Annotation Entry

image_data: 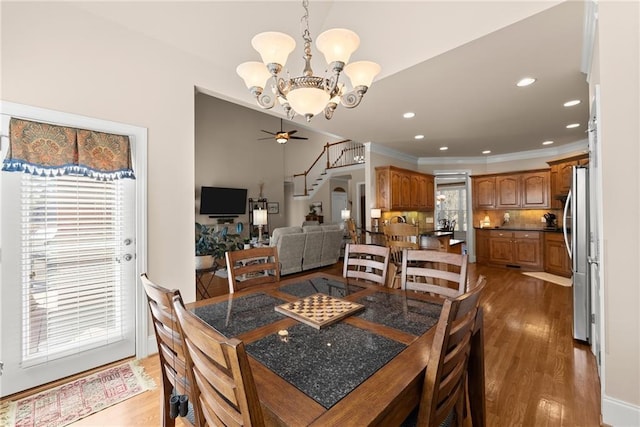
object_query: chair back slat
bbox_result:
[343,243,390,286]
[417,275,486,427]
[226,246,280,294]
[401,250,469,298]
[140,273,195,427]
[173,295,265,427]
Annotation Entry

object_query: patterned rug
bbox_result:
[0,360,155,427]
[522,271,572,287]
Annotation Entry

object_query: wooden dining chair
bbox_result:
[386,239,419,288]
[383,222,419,246]
[401,250,469,298]
[140,273,195,426]
[343,243,390,286]
[225,246,280,294]
[172,294,265,427]
[412,275,486,427]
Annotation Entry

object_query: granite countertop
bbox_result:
[419,230,453,237]
[474,226,565,233]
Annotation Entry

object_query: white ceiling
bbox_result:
[77,1,589,159]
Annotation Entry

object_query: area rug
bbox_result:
[0,360,155,427]
[522,271,572,287]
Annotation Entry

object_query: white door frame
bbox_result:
[0,101,148,387]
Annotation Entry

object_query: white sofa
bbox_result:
[270,224,344,275]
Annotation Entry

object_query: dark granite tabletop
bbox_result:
[192,274,443,411]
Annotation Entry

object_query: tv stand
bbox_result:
[213,217,236,223]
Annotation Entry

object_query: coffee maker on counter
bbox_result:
[543,212,557,229]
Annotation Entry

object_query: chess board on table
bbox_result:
[275,293,365,330]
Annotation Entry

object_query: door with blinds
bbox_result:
[0,109,139,397]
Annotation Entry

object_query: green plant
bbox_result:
[195,223,245,259]
[195,223,226,259]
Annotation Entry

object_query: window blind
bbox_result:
[21,174,128,366]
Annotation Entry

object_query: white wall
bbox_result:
[594,1,640,423]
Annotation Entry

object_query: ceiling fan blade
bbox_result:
[287,130,298,136]
[290,136,309,140]
[261,130,277,135]
[257,137,274,140]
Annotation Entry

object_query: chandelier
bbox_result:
[236,0,380,122]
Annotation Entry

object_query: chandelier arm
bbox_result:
[340,85,369,109]
[324,102,337,120]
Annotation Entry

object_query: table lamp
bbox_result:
[371,208,381,231]
[253,208,268,242]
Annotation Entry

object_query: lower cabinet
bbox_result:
[544,232,572,277]
[476,229,543,270]
[476,229,570,275]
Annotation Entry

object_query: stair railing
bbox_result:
[292,139,365,196]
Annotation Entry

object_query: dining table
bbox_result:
[188,271,486,426]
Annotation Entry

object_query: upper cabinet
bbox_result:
[472,169,550,210]
[376,166,434,211]
[473,176,497,209]
[547,154,589,209]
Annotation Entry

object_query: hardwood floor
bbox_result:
[3,263,601,426]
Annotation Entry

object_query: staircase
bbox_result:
[292,140,365,199]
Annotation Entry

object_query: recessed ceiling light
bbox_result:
[566,123,580,129]
[403,112,416,119]
[439,146,448,151]
[542,140,554,145]
[516,77,536,87]
[563,100,581,107]
[414,134,424,140]
[482,150,491,154]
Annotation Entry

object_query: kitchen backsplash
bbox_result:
[473,209,565,229]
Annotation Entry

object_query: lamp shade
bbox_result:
[254,208,268,225]
[286,87,330,117]
[370,208,381,219]
[251,32,296,66]
[344,61,381,88]
[236,61,272,89]
[316,28,360,64]
[341,209,351,220]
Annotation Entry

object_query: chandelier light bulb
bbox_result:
[344,61,381,88]
[236,61,272,89]
[316,28,360,64]
[286,87,330,117]
[251,32,296,66]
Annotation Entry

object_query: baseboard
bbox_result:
[602,394,640,426]
[147,335,158,355]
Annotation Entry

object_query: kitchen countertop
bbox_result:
[475,226,565,233]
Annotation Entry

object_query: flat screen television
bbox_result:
[199,186,247,217]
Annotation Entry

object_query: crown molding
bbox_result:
[417,139,588,165]
[366,142,418,165]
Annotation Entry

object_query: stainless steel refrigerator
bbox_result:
[563,165,590,342]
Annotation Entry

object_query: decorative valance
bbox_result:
[2,118,135,180]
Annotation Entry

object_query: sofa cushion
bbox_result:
[275,233,306,275]
[302,225,323,233]
[302,231,324,270]
[271,226,303,247]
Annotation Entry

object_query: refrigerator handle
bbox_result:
[563,190,572,259]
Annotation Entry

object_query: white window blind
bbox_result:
[21,174,129,367]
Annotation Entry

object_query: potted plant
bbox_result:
[195,223,226,270]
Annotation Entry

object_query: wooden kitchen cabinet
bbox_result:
[472,169,549,209]
[475,229,490,264]
[473,176,496,209]
[375,166,434,211]
[544,232,571,277]
[478,229,543,270]
[495,175,520,208]
[548,154,589,209]
[521,171,549,208]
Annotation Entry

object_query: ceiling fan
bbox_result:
[258,118,309,144]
